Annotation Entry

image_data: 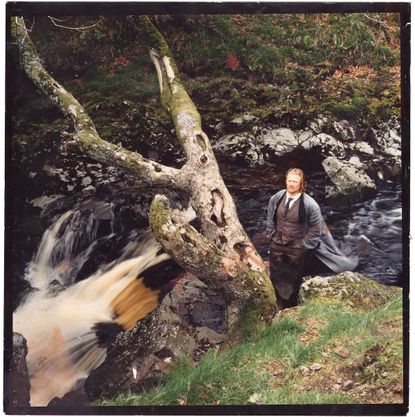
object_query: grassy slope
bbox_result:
[98,294,402,406]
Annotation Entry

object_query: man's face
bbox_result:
[286,173,302,194]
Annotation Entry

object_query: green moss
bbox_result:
[300,273,401,311]
[168,82,201,143]
[148,197,173,242]
[138,16,171,59]
[231,300,269,339]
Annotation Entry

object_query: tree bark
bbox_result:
[12,15,277,331]
[139,16,276,324]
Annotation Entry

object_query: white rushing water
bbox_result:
[13,204,167,406]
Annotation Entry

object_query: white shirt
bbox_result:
[285,192,302,210]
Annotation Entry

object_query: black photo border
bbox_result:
[4,2,410,415]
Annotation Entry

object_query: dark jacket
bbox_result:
[267,190,358,273]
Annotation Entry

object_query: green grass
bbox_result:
[65,55,160,110]
[96,295,402,406]
[261,389,354,405]
[12,13,401,137]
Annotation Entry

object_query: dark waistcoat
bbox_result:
[272,197,305,246]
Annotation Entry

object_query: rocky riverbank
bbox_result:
[8,271,402,408]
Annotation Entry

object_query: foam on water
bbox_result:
[13,204,165,406]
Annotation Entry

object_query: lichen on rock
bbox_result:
[299,272,401,310]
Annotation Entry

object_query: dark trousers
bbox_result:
[270,241,331,309]
[270,241,306,309]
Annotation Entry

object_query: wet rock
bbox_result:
[350,141,375,155]
[367,119,401,163]
[81,176,92,187]
[213,113,398,208]
[372,117,401,150]
[229,114,259,129]
[367,156,401,181]
[196,327,226,345]
[85,303,197,400]
[322,156,377,206]
[84,274,226,401]
[5,333,31,409]
[299,272,401,310]
[348,155,363,168]
[297,129,314,144]
[213,132,264,166]
[301,133,346,157]
[47,379,88,408]
[382,147,401,157]
[332,120,357,141]
[168,275,226,332]
[30,195,65,212]
[82,185,96,196]
[260,127,298,156]
[308,116,329,134]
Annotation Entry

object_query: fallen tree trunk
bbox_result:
[12,15,277,332]
[139,16,277,325]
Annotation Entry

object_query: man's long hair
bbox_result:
[286,168,306,193]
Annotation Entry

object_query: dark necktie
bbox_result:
[284,197,293,216]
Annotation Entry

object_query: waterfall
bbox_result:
[13,201,176,406]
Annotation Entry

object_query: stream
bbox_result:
[11,164,403,405]
[221,164,403,286]
[241,186,402,285]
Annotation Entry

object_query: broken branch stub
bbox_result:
[148,195,277,323]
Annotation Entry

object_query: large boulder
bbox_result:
[260,127,298,157]
[301,132,346,157]
[299,272,401,310]
[213,132,264,166]
[322,157,377,206]
[85,273,226,400]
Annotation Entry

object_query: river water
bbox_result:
[11,165,403,405]
[13,204,170,405]
[225,167,403,286]
[323,183,403,285]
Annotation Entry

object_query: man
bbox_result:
[266,168,358,309]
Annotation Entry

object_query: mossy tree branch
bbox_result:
[138,16,278,321]
[13,14,278,325]
[12,16,182,189]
